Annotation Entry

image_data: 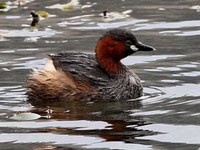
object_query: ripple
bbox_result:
[0,105,31,112]
[133,20,200,31]
[160,29,200,36]
[156,67,181,71]
[12,59,45,70]
[179,71,200,77]
[5,16,21,19]
[129,110,172,116]
[17,48,39,52]
[144,87,162,94]
[177,64,198,68]
[0,86,22,91]
[0,120,110,130]
[122,55,184,66]
[159,30,180,35]
[0,28,61,38]
[45,40,68,44]
[144,69,162,72]
[136,123,200,144]
[0,132,152,150]
[14,57,35,61]
[160,80,180,83]
[0,86,26,102]
[190,113,200,116]
[70,19,148,30]
[143,83,200,104]
[0,133,103,146]
[58,14,94,27]
[160,83,200,98]
[175,30,200,36]
[24,37,40,42]
[0,50,15,53]
[84,141,152,150]
[191,62,200,65]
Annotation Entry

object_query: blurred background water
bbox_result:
[0,0,200,150]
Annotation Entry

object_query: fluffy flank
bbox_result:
[26,60,97,102]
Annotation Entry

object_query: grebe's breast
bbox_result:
[97,67,143,100]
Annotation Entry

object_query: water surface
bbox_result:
[0,0,200,150]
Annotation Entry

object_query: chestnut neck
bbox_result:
[97,56,123,74]
[95,37,126,75]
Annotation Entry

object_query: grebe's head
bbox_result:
[96,29,155,74]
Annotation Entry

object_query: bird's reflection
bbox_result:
[28,99,154,142]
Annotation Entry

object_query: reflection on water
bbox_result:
[0,0,200,150]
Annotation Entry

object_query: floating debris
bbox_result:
[0,2,7,9]
[0,0,34,10]
[30,11,39,27]
[190,5,200,12]
[46,0,80,11]
[0,1,17,12]
[103,10,108,18]
[10,112,41,120]
[17,0,25,7]
[37,11,49,18]
[30,10,55,27]
[16,0,34,7]
[45,106,53,119]
[158,7,166,11]
[101,9,133,21]
[0,31,8,41]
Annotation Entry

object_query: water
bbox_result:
[0,0,200,149]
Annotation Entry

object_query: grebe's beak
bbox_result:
[133,41,156,52]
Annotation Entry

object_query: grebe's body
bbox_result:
[26,29,155,102]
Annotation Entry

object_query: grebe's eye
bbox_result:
[126,40,132,46]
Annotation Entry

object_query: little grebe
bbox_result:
[26,29,155,102]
